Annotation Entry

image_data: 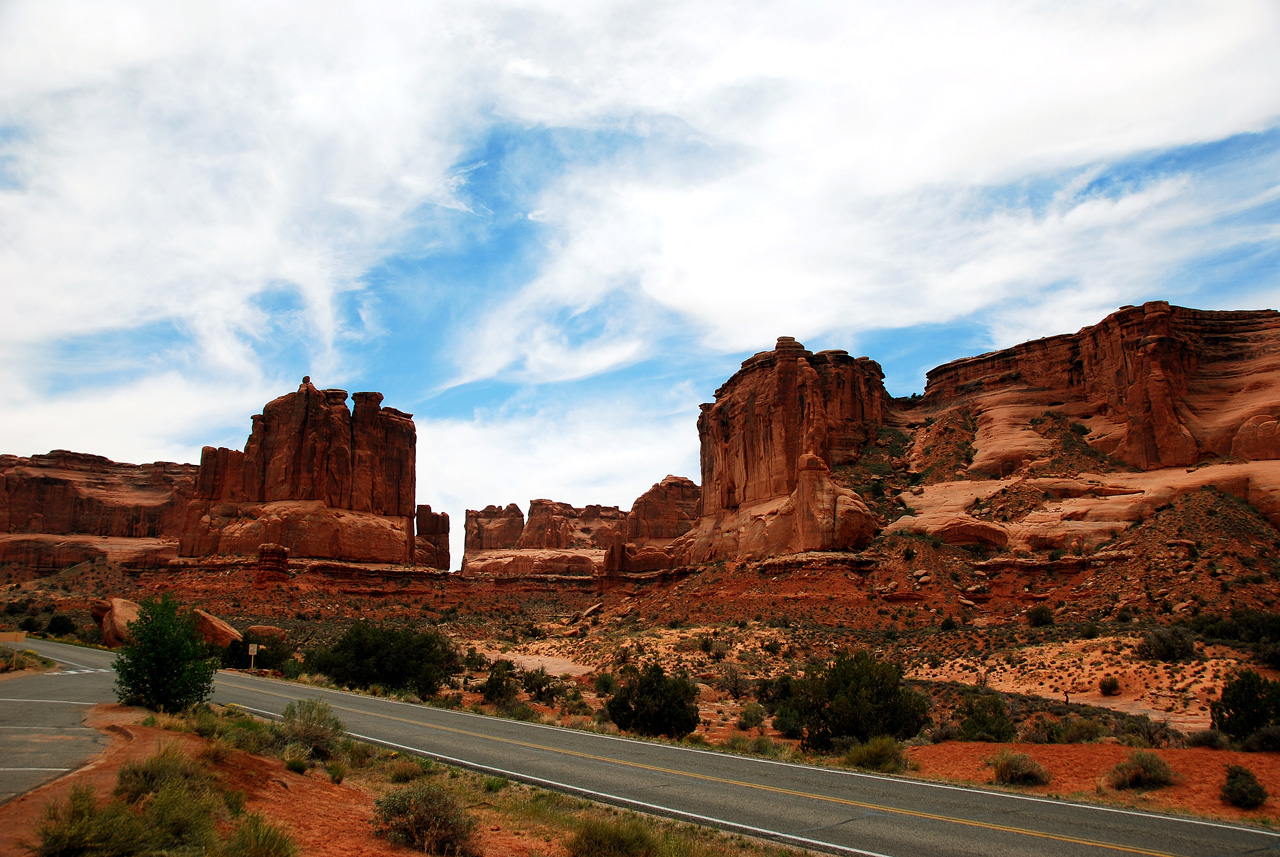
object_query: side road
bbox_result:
[6,639,1280,857]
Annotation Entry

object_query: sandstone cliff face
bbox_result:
[464,504,525,553]
[678,338,883,563]
[180,379,420,563]
[0,451,196,538]
[923,302,1280,475]
[626,476,700,543]
[415,505,450,569]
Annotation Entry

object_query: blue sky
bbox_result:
[2,1,1279,566]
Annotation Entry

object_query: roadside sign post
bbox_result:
[0,631,26,669]
[248,643,258,670]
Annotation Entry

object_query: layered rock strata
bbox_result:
[180,379,421,564]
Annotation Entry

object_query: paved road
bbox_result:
[7,639,1279,857]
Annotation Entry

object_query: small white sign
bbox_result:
[248,643,259,655]
[0,631,26,643]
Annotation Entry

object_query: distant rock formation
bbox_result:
[415,505,450,569]
[180,379,422,564]
[464,504,525,552]
[627,476,700,542]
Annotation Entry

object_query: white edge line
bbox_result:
[0,698,96,705]
[233,705,886,856]
[219,674,1280,841]
[0,767,72,772]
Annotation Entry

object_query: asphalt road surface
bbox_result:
[6,639,1279,857]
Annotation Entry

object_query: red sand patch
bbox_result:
[906,741,1280,823]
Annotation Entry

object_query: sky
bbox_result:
[2,1,1279,568]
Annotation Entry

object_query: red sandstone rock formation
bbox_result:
[922,302,1280,475]
[415,505,450,569]
[181,379,419,563]
[464,504,525,552]
[626,476,700,543]
[0,451,197,538]
[99,597,140,648]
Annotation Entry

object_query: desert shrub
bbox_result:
[566,816,657,857]
[281,743,310,774]
[939,616,958,632]
[958,694,1016,743]
[34,784,152,857]
[325,760,347,784]
[737,702,766,731]
[1121,715,1182,749]
[720,664,750,699]
[1211,670,1280,742]
[306,621,461,698]
[842,736,906,773]
[521,666,564,703]
[44,612,76,637]
[593,672,617,695]
[389,758,425,783]
[113,593,218,712]
[1241,724,1280,752]
[114,742,210,804]
[462,647,489,671]
[1136,627,1195,662]
[1099,675,1121,696]
[1109,750,1179,790]
[1185,729,1229,750]
[1221,765,1268,809]
[1061,718,1108,744]
[1026,605,1054,627]
[224,812,300,857]
[223,631,292,672]
[19,615,41,633]
[282,697,345,759]
[605,663,700,739]
[793,650,928,751]
[930,722,959,744]
[481,661,519,708]
[725,733,752,752]
[373,781,476,854]
[990,750,1051,786]
[773,707,804,740]
[482,776,508,793]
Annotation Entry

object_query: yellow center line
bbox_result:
[220,680,1176,857]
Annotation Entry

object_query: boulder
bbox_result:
[101,598,140,648]
[193,609,242,648]
[245,624,286,641]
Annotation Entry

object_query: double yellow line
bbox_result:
[219,680,1177,857]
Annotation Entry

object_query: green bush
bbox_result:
[794,650,928,751]
[114,742,211,804]
[1099,676,1121,696]
[521,666,563,703]
[593,672,617,695]
[112,593,218,712]
[373,781,476,854]
[389,758,424,783]
[325,760,347,784]
[1211,670,1280,741]
[44,613,76,637]
[282,697,345,760]
[282,744,310,774]
[306,621,460,699]
[1026,605,1054,627]
[842,736,906,773]
[34,784,149,856]
[482,661,519,708]
[605,663,700,739]
[990,750,1051,786]
[1221,764,1268,809]
[1136,627,1195,662]
[566,816,657,857]
[1109,750,1178,790]
[959,694,1016,743]
[737,702,765,731]
[1241,724,1280,752]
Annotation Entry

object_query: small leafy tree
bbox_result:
[606,663,700,738]
[794,650,928,751]
[1211,670,1280,742]
[306,622,460,698]
[113,594,217,712]
[482,661,519,708]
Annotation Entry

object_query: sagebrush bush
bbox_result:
[1109,750,1179,790]
[114,742,211,804]
[1241,724,1280,752]
[842,736,906,773]
[566,816,657,857]
[1136,627,1195,662]
[373,782,476,854]
[1099,676,1121,696]
[389,758,425,783]
[1026,605,1054,627]
[1220,765,1268,809]
[990,750,1051,786]
[1184,729,1229,750]
[282,697,345,759]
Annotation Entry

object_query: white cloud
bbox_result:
[416,396,700,568]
